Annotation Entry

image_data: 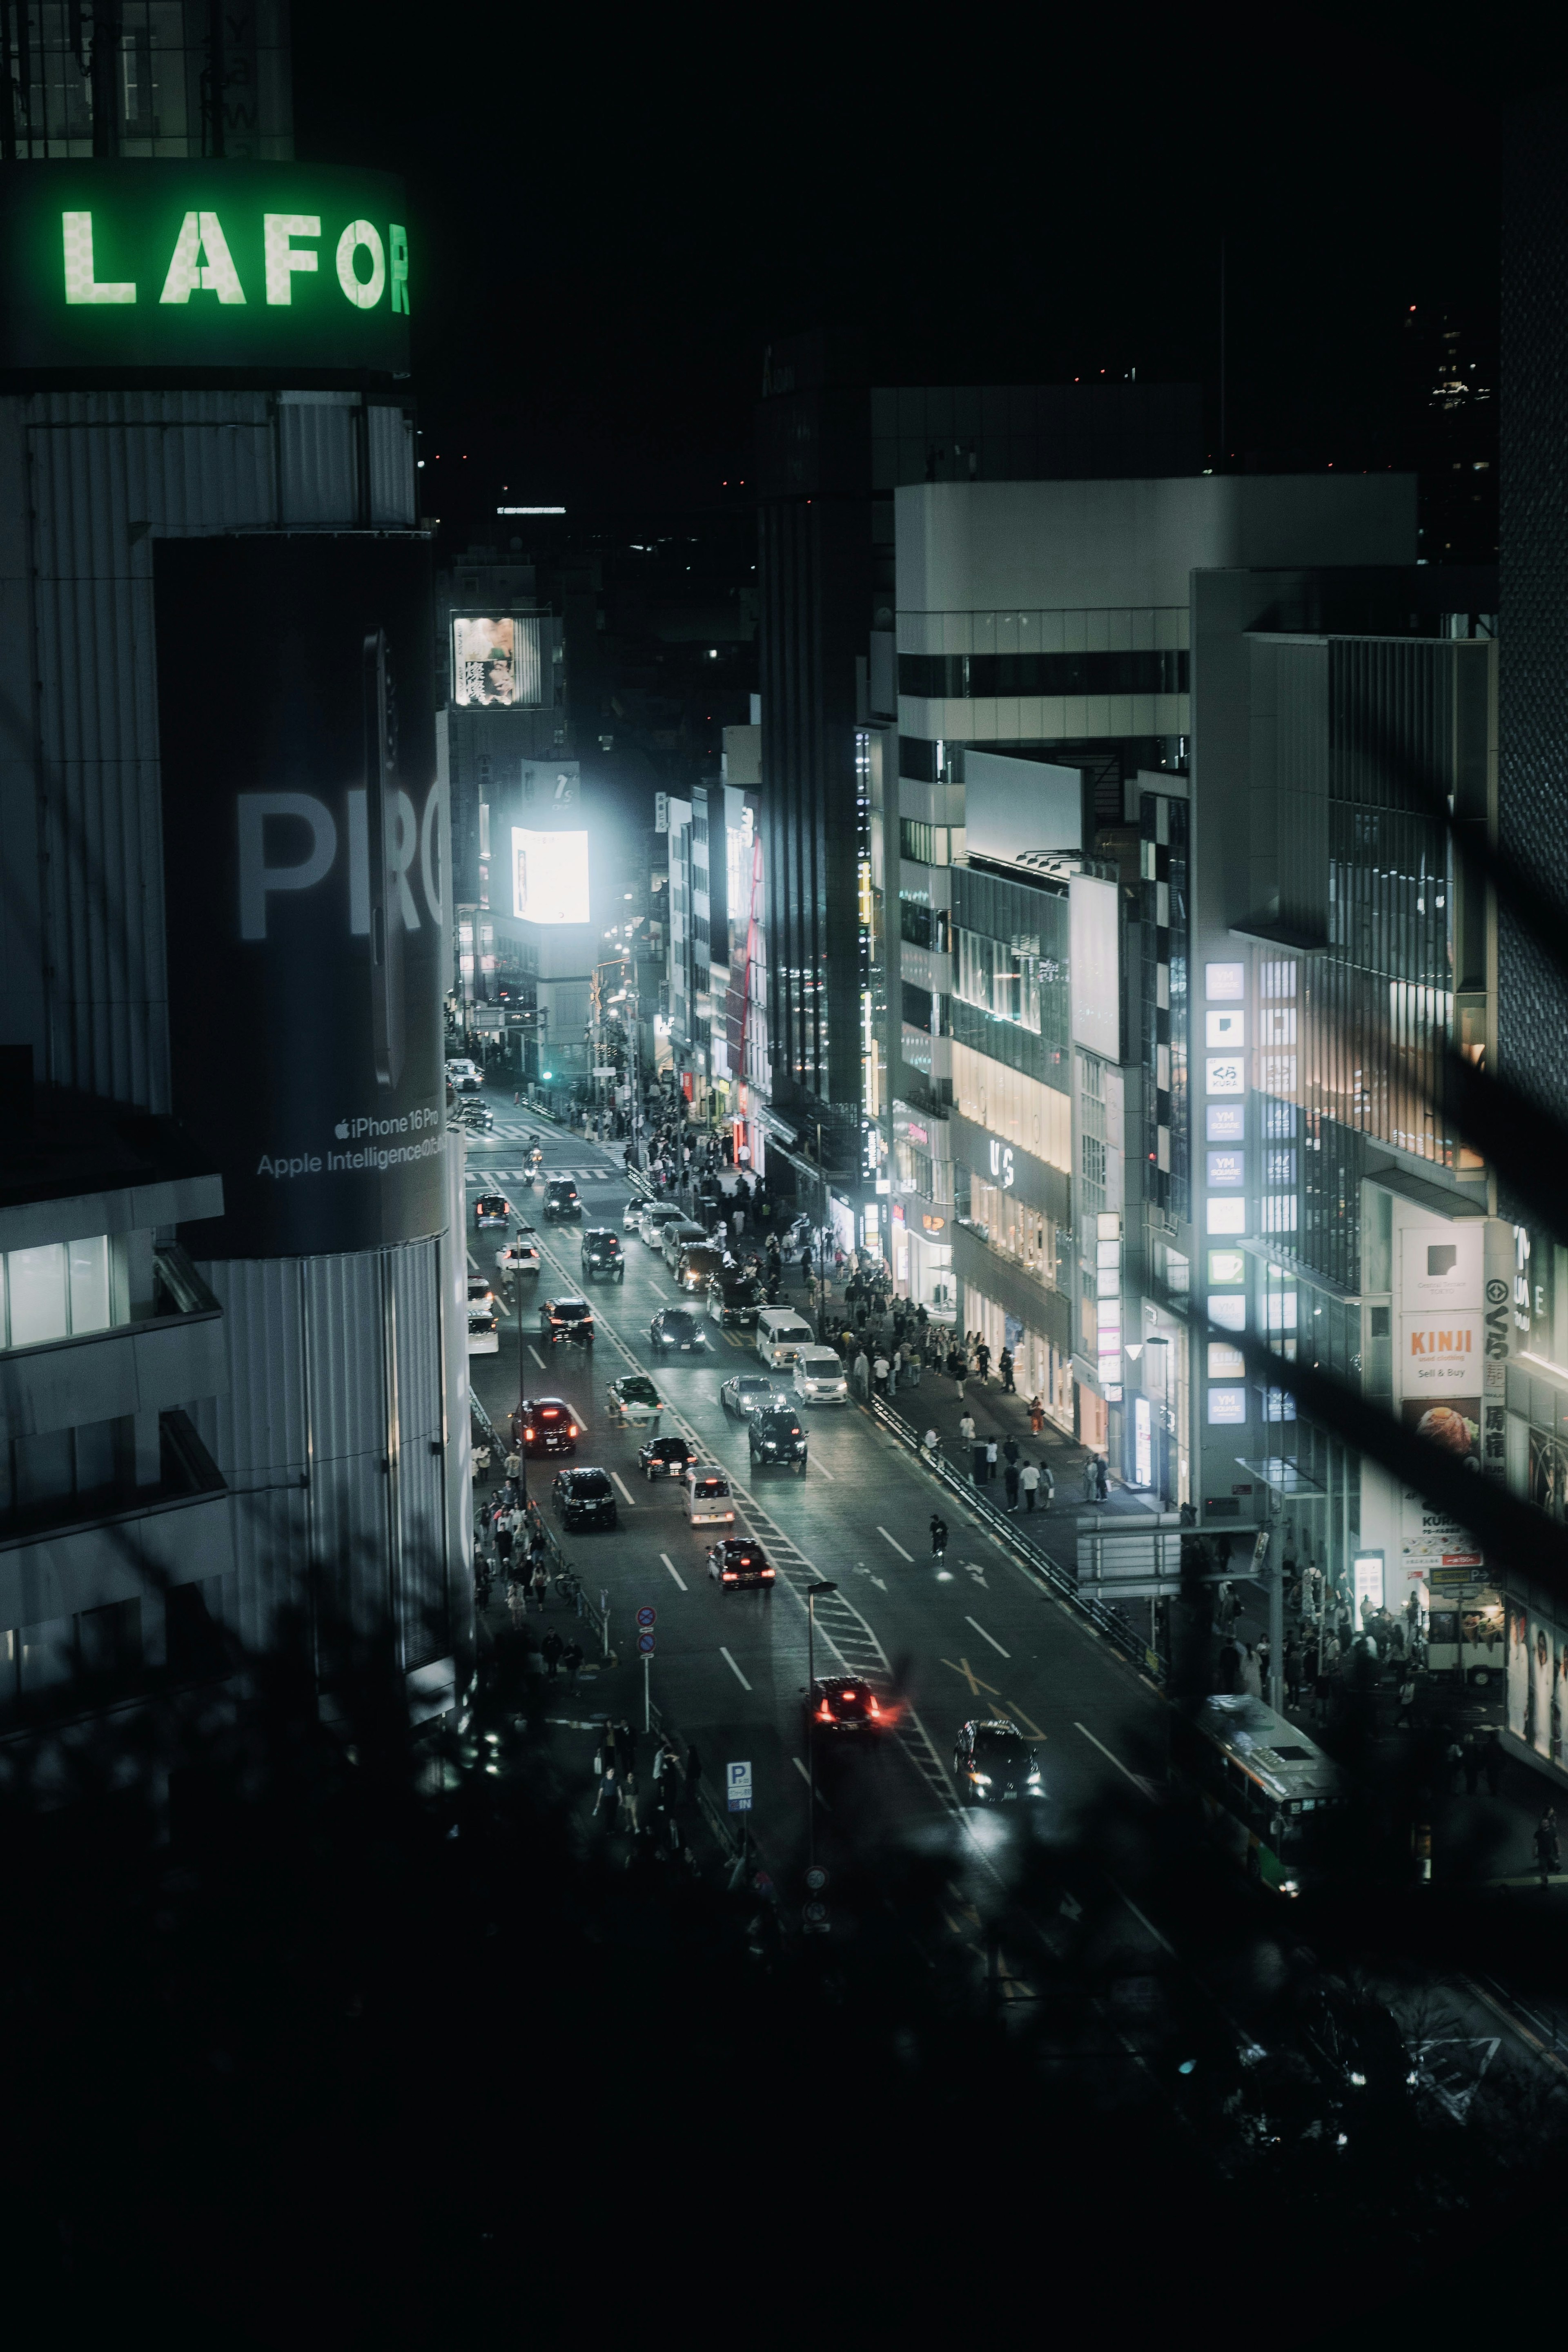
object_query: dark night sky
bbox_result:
[294,7,1545,532]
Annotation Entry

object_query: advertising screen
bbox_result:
[0,162,410,372]
[1069,874,1119,1061]
[452,615,544,709]
[512,828,589,925]
[156,537,444,1256]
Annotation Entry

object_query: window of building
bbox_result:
[899,819,964,868]
[1,1236,112,1350]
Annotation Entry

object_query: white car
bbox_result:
[682,1464,735,1526]
[624,1196,650,1236]
[497,1227,541,1278]
[446,1057,483,1093]
[793,1345,849,1403]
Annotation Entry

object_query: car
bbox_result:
[683,1464,735,1524]
[497,1225,541,1278]
[466,1300,499,1355]
[674,1242,726,1296]
[639,1202,685,1247]
[513,1397,579,1456]
[806,1676,891,1735]
[624,1196,651,1235]
[660,1219,708,1270]
[755,1307,816,1367]
[952,1719,1043,1806]
[467,1271,496,1309]
[550,1467,618,1531]
[749,1405,807,1472]
[720,1373,787,1421]
[707,1271,764,1327]
[446,1057,483,1093]
[650,1307,707,1354]
[606,1373,664,1426]
[541,1296,595,1346]
[474,1192,513,1231]
[581,1228,626,1283]
[459,1098,495,1134]
[638,1433,695,1482]
[792,1345,849,1403]
[707,1537,775,1589]
[543,1178,583,1223]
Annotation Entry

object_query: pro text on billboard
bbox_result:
[156,537,444,1256]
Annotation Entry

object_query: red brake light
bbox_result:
[722,1572,737,1582]
[817,1702,833,1720]
[842,1692,855,1704]
[523,1427,534,1441]
[568,1425,578,1438]
[762,1568,775,1579]
[869,1695,880,1714]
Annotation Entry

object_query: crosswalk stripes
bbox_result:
[463,1165,618,1183]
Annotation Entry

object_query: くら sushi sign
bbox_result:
[0,162,410,373]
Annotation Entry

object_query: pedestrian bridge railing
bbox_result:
[867,1394,1163,1682]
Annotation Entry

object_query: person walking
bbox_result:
[975,1341,991,1384]
[1216,1635,1241,1694]
[958,1410,976,1452]
[1393,1668,1418,1730]
[921,1425,942,1467]
[953,1354,968,1403]
[1094,1454,1109,1503]
[1002,1436,1020,1471]
[971,1439,987,1489]
[615,1718,638,1782]
[494,1515,514,1577]
[984,1437,999,1485]
[872,1352,891,1397]
[503,1447,523,1499]
[1020,1460,1040,1512]
[930,1512,949,1562]
[1482,1726,1505,1798]
[531,1559,549,1613]
[852,1347,870,1399]
[998,1347,1016,1394]
[1028,1394,1045,1436]
[1082,1455,1099,1505]
[1003,1461,1021,1513]
[1536,1805,1561,1888]
[594,1768,622,1831]
[541,1627,564,1680]
[1240,1642,1263,1699]
[1462,1731,1481,1796]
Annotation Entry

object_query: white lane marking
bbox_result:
[527,1344,545,1368]
[792,1755,831,1808]
[811,1457,835,1481]
[610,1471,636,1507]
[1106,1873,1178,1958]
[965,1615,1010,1658]
[1074,1719,1148,1796]
[466,1247,479,1270]
[660,1552,687,1591]
[719,1646,752,1691]
[878,1526,913,1561]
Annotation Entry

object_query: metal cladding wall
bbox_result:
[192,1235,455,1672]
[1501,96,1568,1119]
[0,386,416,1113]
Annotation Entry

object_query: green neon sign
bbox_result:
[0,163,412,373]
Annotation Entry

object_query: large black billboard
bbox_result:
[156,537,445,1257]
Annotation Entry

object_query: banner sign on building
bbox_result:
[156,536,444,1256]
[0,163,411,372]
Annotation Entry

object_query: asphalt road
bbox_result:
[459,1112,1171,1957]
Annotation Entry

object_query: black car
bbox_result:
[551,1467,618,1531]
[459,1099,495,1134]
[474,1192,513,1231]
[543,1178,583,1223]
[638,1434,695,1482]
[650,1307,707,1354]
[749,1406,807,1472]
[707,1538,775,1590]
[541,1296,595,1345]
[707,1270,763,1327]
[513,1397,579,1456]
[581,1228,625,1282]
[807,1676,890,1735]
[953,1718,1043,1806]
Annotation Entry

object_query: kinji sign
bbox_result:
[0,163,411,372]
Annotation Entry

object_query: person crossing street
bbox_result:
[930,1512,949,1562]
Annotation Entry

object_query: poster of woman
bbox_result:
[1509,1607,1531,1743]
[1532,1619,1556,1757]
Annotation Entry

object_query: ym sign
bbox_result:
[0,163,411,372]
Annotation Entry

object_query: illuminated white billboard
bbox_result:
[512,827,589,925]
[1069,874,1119,1060]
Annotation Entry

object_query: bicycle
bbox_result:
[554,1567,584,1612]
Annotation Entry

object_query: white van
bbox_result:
[756,1307,816,1368]
[682,1465,735,1525]
[793,1345,849,1403]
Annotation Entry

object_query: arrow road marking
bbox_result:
[878,1526,913,1561]
[965,1616,1010,1659]
[659,1552,687,1592]
[720,1646,752,1691]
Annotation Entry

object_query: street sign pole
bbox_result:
[637,1607,657,1731]
[644,1650,650,1732]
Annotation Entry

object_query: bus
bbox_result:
[1168,1693,1349,1896]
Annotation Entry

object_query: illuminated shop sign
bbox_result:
[0,163,411,371]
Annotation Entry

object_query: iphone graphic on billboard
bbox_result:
[156,537,444,1257]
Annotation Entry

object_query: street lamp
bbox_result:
[805,1579,838,1870]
